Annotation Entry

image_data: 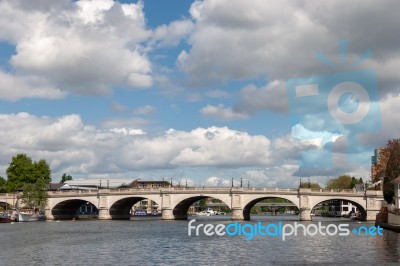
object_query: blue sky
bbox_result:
[0,0,399,187]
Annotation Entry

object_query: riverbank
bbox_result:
[375,207,400,232]
[378,222,400,232]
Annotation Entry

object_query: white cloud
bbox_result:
[0,112,372,182]
[0,0,152,98]
[234,81,289,114]
[153,19,194,47]
[111,101,128,113]
[178,0,400,97]
[291,124,342,148]
[109,128,146,136]
[101,117,151,129]
[0,70,65,100]
[133,105,157,115]
[200,104,248,121]
[0,113,274,178]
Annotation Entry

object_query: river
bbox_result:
[0,215,399,265]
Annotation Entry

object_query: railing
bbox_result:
[1,187,374,197]
[309,188,363,194]
[45,187,300,194]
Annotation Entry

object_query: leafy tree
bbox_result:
[6,154,51,192]
[33,159,51,183]
[34,180,48,209]
[20,183,35,209]
[60,173,73,183]
[6,154,34,192]
[351,177,364,188]
[20,180,48,209]
[299,181,321,189]
[383,139,400,204]
[199,199,207,211]
[371,148,390,183]
[326,175,352,189]
[0,176,6,192]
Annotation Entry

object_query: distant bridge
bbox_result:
[0,187,384,221]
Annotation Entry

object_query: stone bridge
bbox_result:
[0,187,384,221]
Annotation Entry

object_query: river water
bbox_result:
[0,215,399,265]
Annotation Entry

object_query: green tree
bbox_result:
[34,180,48,209]
[20,180,48,209]
[33,159,51,183]
[199,199,207,211]
[6,154,51,192]
[0,176,6,192]
[60,173,73,183]
[383,139,400,204]
[299,182,321,189]
[326,175,352,189]
[6,154,34,192]
[351,177,364,188]
[20,183,35,209]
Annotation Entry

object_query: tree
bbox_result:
[371,148,390,183]
[20,180,48,209]
[33,180,48,209]
[199,199,207,211]
[326,175,353,189]
[383,139,400,204]
[33,159,51,184]
[351,177,364,188]
[6,154,34,192]
[299,181,321,189]
[60,173,73,183]
[20,183,35,209]
[5,153,52,192]
[0,176,6,192]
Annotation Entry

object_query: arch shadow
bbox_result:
[243,197,300,221]
[52,199,98,220]
[109,197,160,220]
[310,198,367,221]
[173,196,231,220]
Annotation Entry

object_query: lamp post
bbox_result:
[240,177,243,188]
[231,178,234,188]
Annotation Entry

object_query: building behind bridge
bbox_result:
[59,179,171,190]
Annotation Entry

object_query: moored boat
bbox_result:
[18,212,46,222]
[0,213,12,223]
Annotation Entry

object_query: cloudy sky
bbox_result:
[0,0,398,187]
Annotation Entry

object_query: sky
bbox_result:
[0,0,399,187]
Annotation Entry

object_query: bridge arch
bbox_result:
[171,194,232,220]
[243,196,300,221]
[51,198,99,220]
[108,196,161,220]
[310,197,367,220]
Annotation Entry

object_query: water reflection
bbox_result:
[0,216,398,265]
